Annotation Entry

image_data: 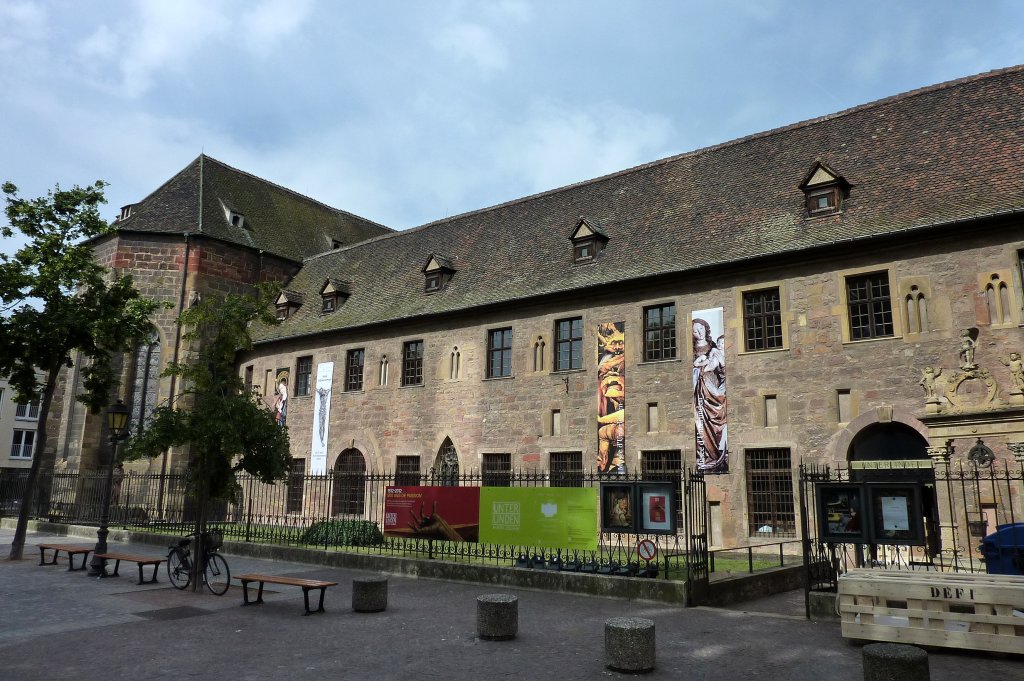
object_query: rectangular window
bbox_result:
[295,356,313,397]
[745,448,795,538]
[641,451,684,527]
[743,288,783,351]
[402,341,424,386]
[549,451,583,487]
[643,303,676,361]
[487,327,513,378]
[244,366,253,393]
[395,456,421,486]
[555,317,583,371]
[482,453,512,487]
[10,430,35,459]
[846,273,894,340]
[286,459,305,514]
[551,409,562,436]
[345,349,365,392]
[322,295,336,313]
[764,395,778,427]
[647,403,659,433]
[837,389,852,423]
[15,401,40,420]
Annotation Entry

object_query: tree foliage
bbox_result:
[123,285,291,503]
[1,180,161,560]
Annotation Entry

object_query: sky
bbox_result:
[2,0,1024,256]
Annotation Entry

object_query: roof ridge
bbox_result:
[199,154,394,232]
[115,155,201,227]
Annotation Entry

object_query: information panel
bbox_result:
[384,486,481,542]
[479,487,598,551]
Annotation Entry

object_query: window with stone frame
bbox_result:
[286,459,305,514]
[743,288,783,351]
[641,450,684,527]
[745,448,795,538]
[345,349,365,392]
[332,449,366,516]
[482,453,512,487]
[554,317,583,371]
[846,272,894,340]
[643,303,676,361]
[402,340,424,386]
[549,451,583,488]
[487,327,513,378]
[395,456,421,486]
[295,356,313,397]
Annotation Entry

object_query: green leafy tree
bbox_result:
[1,181,161,560]
[123,285,291,585]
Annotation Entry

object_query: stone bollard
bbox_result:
[863,643,929,681]
[351,575,388,613]
[605,617,655,673]
[477,594,518,640]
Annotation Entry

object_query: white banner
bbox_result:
[310,362,334,475]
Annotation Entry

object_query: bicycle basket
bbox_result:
[205,529,223,550]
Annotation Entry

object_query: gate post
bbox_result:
[927,441,960,565]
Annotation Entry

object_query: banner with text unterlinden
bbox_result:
[478,487,598,551]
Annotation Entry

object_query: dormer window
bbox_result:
[230,212,245,228]
[319,278,350,314]
[331,239,342,250]
[800,162,850,217]
[570,217,609,264]
[118,204,134,221]
[275,290,304,320]
[422,254,456,293]
[220,199,249,230]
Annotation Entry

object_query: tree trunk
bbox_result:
[8,363,59,561]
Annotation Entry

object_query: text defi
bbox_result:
[929,586,975,600]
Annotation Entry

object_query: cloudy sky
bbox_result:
[2,0,1023,254]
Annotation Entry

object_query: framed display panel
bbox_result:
[868,484,925,546]
[600,482,636,533]
[816,483,869,543]
[636,482,676,535]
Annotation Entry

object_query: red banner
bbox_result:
[384,486,481,542]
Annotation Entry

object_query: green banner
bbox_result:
[478,487,598,551]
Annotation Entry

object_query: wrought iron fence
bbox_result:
[799,459,1024,599]
[0,467,709,585]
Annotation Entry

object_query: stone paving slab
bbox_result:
[1,527,1020,680]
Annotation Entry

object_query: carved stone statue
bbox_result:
[958,329,977,370]
[919,366,941,400]
[1001,352,1024,392]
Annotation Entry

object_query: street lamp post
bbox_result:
[88,399,130,577]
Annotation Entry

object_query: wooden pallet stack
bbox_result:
[838,568,1024,654]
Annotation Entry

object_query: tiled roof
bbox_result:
[244,66,1024,344]
[114,155,392,262]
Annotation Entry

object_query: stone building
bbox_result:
[50,66,1024,549]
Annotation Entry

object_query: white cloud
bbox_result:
[431,22,509,75]
[239,0,315,56]
[0,1,46,53]
[78,25,119,62]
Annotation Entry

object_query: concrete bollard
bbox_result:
[477,594,518,640]
[605,617,655,673]
[863,643,929,681]
[351,575,388,613]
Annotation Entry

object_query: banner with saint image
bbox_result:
[310,362,333,475]
[691,308,728,472]
[597,322,626,474]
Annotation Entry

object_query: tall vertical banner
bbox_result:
[691,308,728,473]
[310,362,333,475]
[597,322,626,474]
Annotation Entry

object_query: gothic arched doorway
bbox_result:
[432,437,459,486]
[332,448,366,516]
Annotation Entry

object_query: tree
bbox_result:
[1,181,161,560]
[123,285,291,587]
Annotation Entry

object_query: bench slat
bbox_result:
[236,573,337,588]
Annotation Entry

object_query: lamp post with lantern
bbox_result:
[88,399,130,577]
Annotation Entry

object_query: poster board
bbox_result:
[636,482,676,534]
[384,486,480,542]
[479,487,598,551]
[600,481,636,533]
[816,483,868,543]
[869,484,925,545]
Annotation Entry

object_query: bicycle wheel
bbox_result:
[204,553,231,596]
[166,548,191,590]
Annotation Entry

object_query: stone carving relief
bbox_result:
[918,328,1024,413]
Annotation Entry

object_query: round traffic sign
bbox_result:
[637,539,658,562]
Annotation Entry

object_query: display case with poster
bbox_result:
[816,483,869,543]
[636,482,676,534]
[600,482,636,533]
[869,484,925,545]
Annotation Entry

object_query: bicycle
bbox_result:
[166,529,231,595]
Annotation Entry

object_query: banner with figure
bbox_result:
[691,308,728,472]
[310,362,334,475]
[597,322,626,474]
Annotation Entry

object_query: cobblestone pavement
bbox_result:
[1,528,1019,680]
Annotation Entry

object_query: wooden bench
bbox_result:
[37,544,92,571]
[236,573,338,615]
[93,552,163,585]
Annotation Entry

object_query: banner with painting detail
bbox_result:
[310,362,333,475]
[597,322,626,474]
[691,307,728,473]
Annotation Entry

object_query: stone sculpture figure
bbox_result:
[959,329,977,370]
[919,366,941,400]
[1001,352,1024,392]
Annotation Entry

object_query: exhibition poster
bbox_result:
[479,487,598,551]
[384,486,481,542]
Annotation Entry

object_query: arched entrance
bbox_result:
[332,449,366,516]
[432,437,459,486]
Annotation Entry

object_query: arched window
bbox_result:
[432,437,460,486]
[129,329,161,435]
[533,337,545,372]
[985,274,1010,325]
[332,449,366,516]
[904,285,927,334]
[450,347,461,380]
[379,355,389,386]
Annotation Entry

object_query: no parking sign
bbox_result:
[636,539,658,562]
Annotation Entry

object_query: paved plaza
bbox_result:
[0,527,1019,680]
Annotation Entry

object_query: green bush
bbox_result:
[299,519,384,547]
